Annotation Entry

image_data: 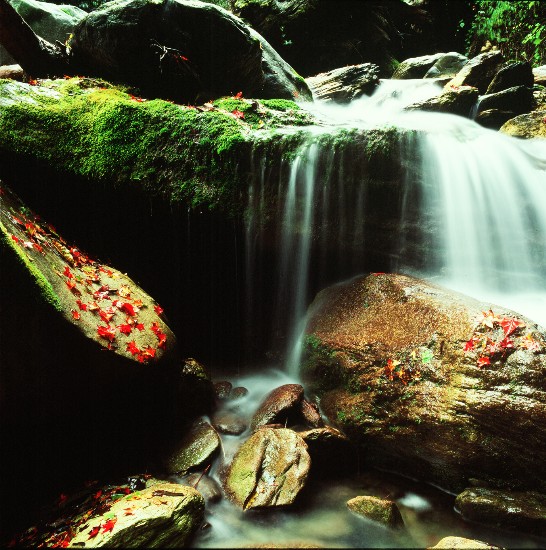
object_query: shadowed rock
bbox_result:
[486,62,534,94]
[250,383,305,430]
[447,51,504,93]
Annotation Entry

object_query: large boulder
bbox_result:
[0,0,86,66]
[306,63,380,103]
[476,85,535,117]
[392,53,445,80]
[446,51,504,94]
[300,273,546,493]
[223,427,311,509]
[486,62,534,94]
[70,0,311,103]
[405,85,478,117]
[250,383,304,430]
[499,110,546,139]
[424,52,468,79]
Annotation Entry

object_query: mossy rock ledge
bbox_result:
[300,273,546,493]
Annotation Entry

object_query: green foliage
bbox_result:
[464,1,546,66]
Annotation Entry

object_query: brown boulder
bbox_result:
[447,51,504,94]
[347,495,404,528]
[250,383,304,430]
[499,110,546,139]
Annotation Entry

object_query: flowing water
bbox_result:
[187,79,546,547]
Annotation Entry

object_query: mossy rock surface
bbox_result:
[346,495,404,528]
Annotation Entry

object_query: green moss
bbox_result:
[0,220,61,311]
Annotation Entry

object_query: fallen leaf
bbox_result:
[500,316,525,337]
[126,341,140,356]
[76,299,88,311]
[232,109,245,119]
[71,310,81,320]
[477,356,490,368]
[135,323,145,331]
[101,518,117,534]
[64,266,73,279]
[154,304,164,315]
[97,325,116,342]
[464,339,474,352]
[118,324,132,335]
[121,302,137,316]
[88,526,100,539]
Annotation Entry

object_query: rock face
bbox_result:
[486,61,534,94]
[428,537,501,549]
[476,85,535,117]
[70,0,311,103]
[392,53,445,79]
[500,110,546,139]
[455,487,546,536]
[67,482,204,547]
[306,63,380,103]
[164,419,220,475]
[301,273,546,493]
[250,383,304,430]
[347,496,404,528]
[0,64,24,80]
[405,85,478,117]
[424,52,468,79]
[0,0,86,66]
[447,51,504,94]
[224,428,311,509]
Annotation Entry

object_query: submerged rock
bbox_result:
[347,495,404,528]
[185,473,223,504]
[212,411,248,435]
[164,419,220,475]
[428,537,502,549]
[455,487,546,536]
[224,428,310,509]
[301,273,546,493]
[250,383,304,430]
[447,51,504,94]
[306,63,380,103]
[499,110,546,139]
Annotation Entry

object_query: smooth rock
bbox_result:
[250,383,304,430]
[392,53,445,79]
[347,495,404,528]
[428,536,502,549]
[405,85,478,117]
[300,398,324,427]
[212,411,247,435]
[230,386,249,400]
[447,51,504,93]
[164,419,220,475]
[214,380,233,399]
[476,85,535,116]
[499,110,546,139]
[424,52,468,79]
[67,482,204,547]
[533,65,546,87]
[455,487,546,536]
[0,64,24,81]
[306,63,380,103]
[224,428,311,509]
[185,472,223,503]
[486,61,534,94]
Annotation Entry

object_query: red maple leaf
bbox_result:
[154,304,164,315]
[142,346,156,360]
[99,266,113,277]
[76,299,87,311]
[100,310,114,323]
[157,331,167,349]
[94,489,102,499]
[64,266,73,279]
[463,339,474,352]
[477,356,490,368]
[232,109,245,119]
[499,317,525,337]
[97,325,116,342]
[11,235,19,243]
[133,299,143,308]
[135,323,145,331]
[71,310,81,320]
[234,91,243,99]
[126,340,140,356]
[151,322,161,335]
[499,337,515,349]
[33,243,44,254]
[121,302,137,316]
[88,526,100,539]
[118,323,132,335]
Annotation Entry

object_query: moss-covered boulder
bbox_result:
[69,0,310,103]
[499,110,546,139]
[346,495,404,528]
[300,273,546,493]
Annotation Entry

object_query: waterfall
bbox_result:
[243,79,546,368]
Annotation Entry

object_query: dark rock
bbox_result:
[447,51,504,94]
[185,473,223,504]
[178,358,214,416]
[212,411,247,435]
[0,0,86,66]
[0,64,25,81]
[299,399,324,427]
[455,487,546,536]
[301,273,546,493]
[486,62,534,94]
[428,537,502,549]
[214,380,233,399]
[223,428,310,509]
[475,109,517,130]
[392,53,445,80]
[477,86,535,117]
[405,85,478,117]
[71,0,311,103]
[306,64,380,103]
[424,52,468,79]
[500,110,546,139]
[250,383,304,430]
[164,419,220,475]
[230,386,249,400]
[347,495,404,528]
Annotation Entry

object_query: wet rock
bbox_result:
[212,411,247,435]
[486,62,534,94]
[499,110,546,139]
[0,64,24,81]
[424,52,468,80]
[214,380,233,399]
[231,386,249,400]
[428,537,502,549]
[224,428,311,509]
[185,473,223,504]
[455,487,546,536]
[306,63,380,103]
[405,85,478,117]
[476,86,535,117]
[533,65,546,87]
[67,482,204,547]
[301,273,546,493]
[164,419,220,475]
[299,426,356,474]
[300,399,324,427]
[447,51,504,94]
[392,53,445,79]
[250,384,304,430]
[475,109,517,130]
[347,495,404,528]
